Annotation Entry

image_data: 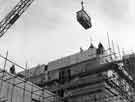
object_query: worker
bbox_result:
[80,47,84,53]
[10,65,16,74]
[96,42,104,55]
[44,65,48,81]
[89,43,94,49]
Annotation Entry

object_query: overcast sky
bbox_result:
[0,0,135,68]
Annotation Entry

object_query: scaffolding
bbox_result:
[2,43,134,102]
[0,51,62,102]
[31,47,135,102]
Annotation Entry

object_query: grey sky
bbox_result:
[0,0,135,68]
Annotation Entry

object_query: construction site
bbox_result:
[0,0,135,102]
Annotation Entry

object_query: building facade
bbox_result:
[19,43,135,102]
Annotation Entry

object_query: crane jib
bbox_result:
[9,14,20,25]
[0,0,35,38]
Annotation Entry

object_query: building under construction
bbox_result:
[18,43,135,102]
[0,0,135,102]
[0,52,62,102]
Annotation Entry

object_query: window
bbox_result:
[59,70,65,84]
[59,69,71,84]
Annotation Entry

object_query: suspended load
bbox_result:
[76,1,92,29]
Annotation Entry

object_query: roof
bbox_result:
[18,64,46,78]
[48,48,97,71]
[19,48,98,77]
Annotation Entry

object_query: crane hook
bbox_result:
[81,0,84,10]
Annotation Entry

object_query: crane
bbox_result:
[0,0,35,38]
